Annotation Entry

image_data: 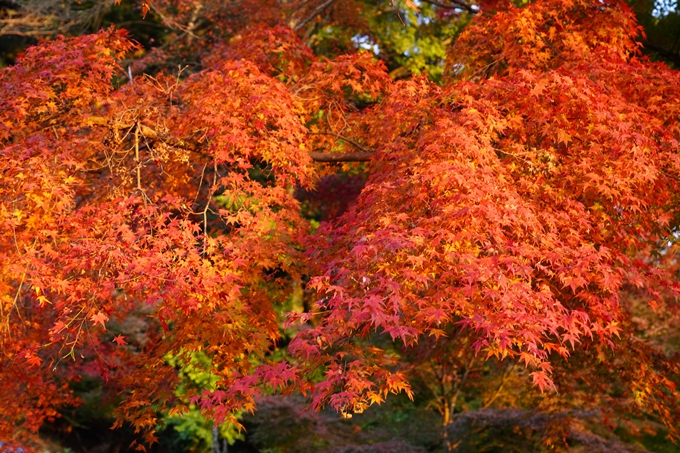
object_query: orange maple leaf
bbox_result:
[90,311,109,328]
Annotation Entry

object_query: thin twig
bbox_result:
[134,123,142,191]
[193,162,209,207]
[482,363,515,409]
[197,162,218,256]
[539,35,569,61]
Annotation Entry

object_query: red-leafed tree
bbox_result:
[1,0,679,451]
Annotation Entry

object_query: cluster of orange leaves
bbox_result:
[1,0,680,449]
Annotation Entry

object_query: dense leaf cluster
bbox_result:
[0,0,679,452]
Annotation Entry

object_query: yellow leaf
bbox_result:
[37,295,51,307]
[556,129,571,144]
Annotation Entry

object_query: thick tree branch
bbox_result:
[309,131,373,153]
[308,151,374,162]
[291,0,336,31]
[642,42,680,68]
[421,0,475,13]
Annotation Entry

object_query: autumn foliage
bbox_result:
[1,0,679,451]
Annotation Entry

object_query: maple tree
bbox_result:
[1,0,680,451]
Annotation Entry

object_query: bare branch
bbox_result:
[84,116,375,163]
[539,35,569,61]
[291,0,336,32]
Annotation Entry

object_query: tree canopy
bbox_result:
[1,0,679,452]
